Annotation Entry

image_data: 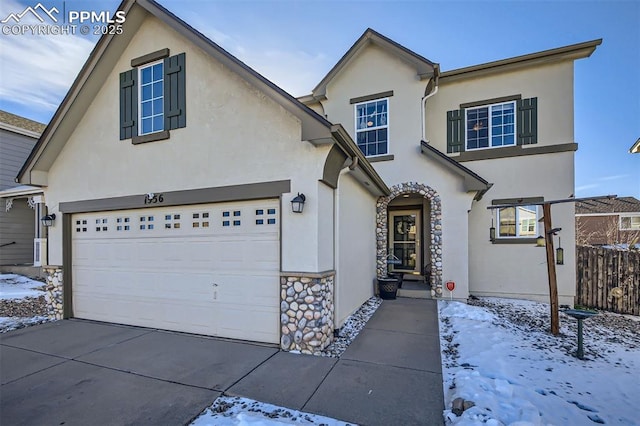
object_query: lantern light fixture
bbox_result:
[291,193,306,214]
[41,213,56,227]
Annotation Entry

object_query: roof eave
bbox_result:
[629,138,640,154]
[331,124,390,196]
[440,39,602,83]
[420,140,491,200]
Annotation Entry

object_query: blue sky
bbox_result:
[1,0,638,197]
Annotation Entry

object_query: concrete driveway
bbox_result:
[0,298,444,425]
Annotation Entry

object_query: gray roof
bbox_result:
[576,196,640,214]
[0,110,46,134]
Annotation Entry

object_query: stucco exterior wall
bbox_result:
[335,170,376,327]
[43,13,332,272]
[467,152,576,305]
[427,61,575,152]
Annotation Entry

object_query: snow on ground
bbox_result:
[0,274,52,333]
[0,274,45,300]
[439,297,640,426]
[191,396,354,426]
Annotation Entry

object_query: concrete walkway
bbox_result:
[0,298,443,425]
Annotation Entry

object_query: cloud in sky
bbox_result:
[195,22,328,97]
[0,0,94,115]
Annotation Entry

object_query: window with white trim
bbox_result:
[620,215,640,230]
[466,101,515,150]
[139,61,164,135]
[355,98,388,157]
[497,205,539,238]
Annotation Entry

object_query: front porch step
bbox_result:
[397,288,431,299]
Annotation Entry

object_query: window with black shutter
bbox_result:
[446,96,537,153]
[119,49,186,143]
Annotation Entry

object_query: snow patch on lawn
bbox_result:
[191,396,355,425]
[0,315,51,333]
[0,274,45,300]
[439,298,639,425]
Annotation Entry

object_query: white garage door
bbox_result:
[72,199,280,343]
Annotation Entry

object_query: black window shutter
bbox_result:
[446,109,465,153]
[164,53,186,130]
[517,97,537,145]
[119,69,137,140]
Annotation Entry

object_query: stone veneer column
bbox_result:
[376,182,443,298]
[280,274,334,354]
[43,266,63,320]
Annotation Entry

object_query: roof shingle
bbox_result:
[576,196,640,214]
[0,110,46,134]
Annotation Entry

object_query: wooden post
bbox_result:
[543,203,559,335]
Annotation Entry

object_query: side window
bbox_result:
[497,205,539,238]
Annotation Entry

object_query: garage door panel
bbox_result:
[72,199,280,343]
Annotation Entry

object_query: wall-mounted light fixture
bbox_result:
[291,193,306,214]
[41,213,56,227]
[556,237,564,265]
[489,218,496,242]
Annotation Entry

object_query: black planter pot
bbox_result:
[377,277,399,300]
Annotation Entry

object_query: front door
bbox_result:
[389,209,421,274]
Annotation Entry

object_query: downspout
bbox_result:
[421,69,440,142]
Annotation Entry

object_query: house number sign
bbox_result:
[144,193,164,205]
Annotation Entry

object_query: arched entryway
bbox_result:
[376,182,443,297]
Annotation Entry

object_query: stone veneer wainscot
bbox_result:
[280,274,334,354]
[43,266,63,319]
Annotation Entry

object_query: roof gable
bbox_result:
[17,0,337,185]
[311,28,438,100]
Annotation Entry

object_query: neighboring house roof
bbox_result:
[0,185,43,199]
[630,138,640,154]
[576,196,640,214]
[17,0,388,196]
[310,28,439,100]
[440,39,602,83]
[0,110,46,137]
[420,141,492,200]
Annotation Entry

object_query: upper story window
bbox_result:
[355,98,388,157]
[466,101,515,150]
[139,61,164,135]
[119,49,186,143]
[447,96,537,154]
[497,205,539,238]
[620,215,640,230]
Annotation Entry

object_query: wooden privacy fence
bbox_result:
[576,245,640,315]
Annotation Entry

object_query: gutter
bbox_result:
[421,67,440,142]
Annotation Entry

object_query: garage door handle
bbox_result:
[212,283,218,300]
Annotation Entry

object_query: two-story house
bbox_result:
[16,0,599,353]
